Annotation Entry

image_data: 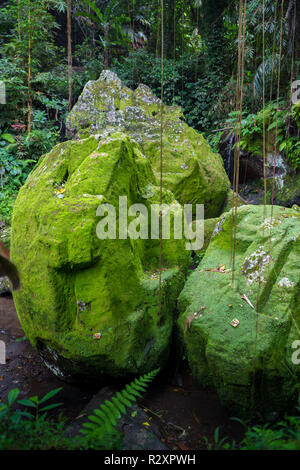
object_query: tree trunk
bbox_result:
[104,25,110,68]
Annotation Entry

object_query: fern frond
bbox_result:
[80,368,159,442]
[132,379,147,392]
[104,400,121,420]
[111,396,126,415]
[115,391,131,407]
[99,403,117,427]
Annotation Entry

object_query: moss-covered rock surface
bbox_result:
[11,133,191,380]
[177,204,300,416]
[66,70,230,218]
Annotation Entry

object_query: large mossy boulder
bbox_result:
[11,133,191,380]
[177,204,300,416]
[66,70,230,218]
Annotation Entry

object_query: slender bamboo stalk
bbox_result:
[67,0,72,112]
[27,0,32,133]
[17,0,21,41]
[230,0,244,282]
[158,0,164,340]
[271,0,285,212]
[262,0,267,207]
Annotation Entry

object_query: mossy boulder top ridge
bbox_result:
[66,70,230,219]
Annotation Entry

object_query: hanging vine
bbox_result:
[158,0,164,339]
[67,0,72,112]
[27,0,32,133]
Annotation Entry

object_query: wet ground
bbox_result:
[0,293,244,449]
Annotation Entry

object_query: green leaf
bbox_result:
[81,422,97,431]
[1,133,15,144]
[111,396,126,415]
[17,410,34,419]
[126,384,142,398]
[15,336,28,343]
[93,408,107,422]
[8,388,20,406]
[121,389,136,402]
[279,142,287,152]
[86,415,103,427]
[0,408,9,418]
[132,380,146,392]
[104,399,120,421]
[39,387,62,404]
[214,427,220,443]
[268,121,277,131]
[29,396,39,404]
[17,399,37,408]
[116,391,131,407]
[40,403,63,413]
[100,403,117,426]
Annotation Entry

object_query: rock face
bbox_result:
[11,133,190,380]
[177,204,300,415]
[0,276,11,295]
[66,70,230,219]
[239,151,287,186]
[220,132,288,185]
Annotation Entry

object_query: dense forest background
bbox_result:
[0,0,299,227]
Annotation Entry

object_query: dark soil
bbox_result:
[140,372,244,450]
[0,293,244,450]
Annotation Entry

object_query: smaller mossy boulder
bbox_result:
[177,204,300,416]
[66,70,230,218]
[274,173,300,208]
[11,132,191,380]
[221,189,245,213]
[293,102,300,128]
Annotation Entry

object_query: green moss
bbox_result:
[274,174,300,207]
